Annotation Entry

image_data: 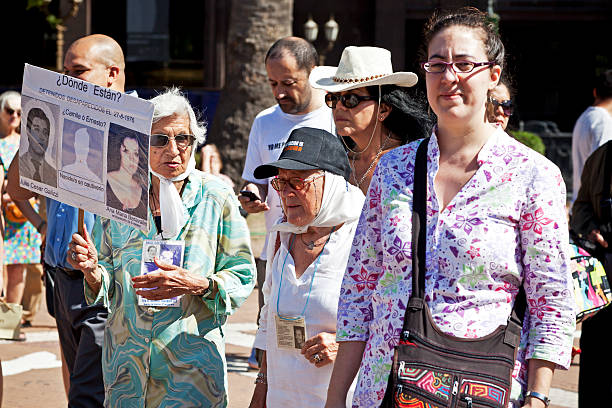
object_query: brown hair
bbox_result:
[420,7,505,73]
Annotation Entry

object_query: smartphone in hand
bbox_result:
[239,190,262,202]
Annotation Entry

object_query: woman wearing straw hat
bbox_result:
[309,46,433,193]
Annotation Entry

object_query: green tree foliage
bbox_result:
[510,130,546,156]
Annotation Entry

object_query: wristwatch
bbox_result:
[199,278,213,298]
[525,391,550,406]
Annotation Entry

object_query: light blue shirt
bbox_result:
[44,198,95,269]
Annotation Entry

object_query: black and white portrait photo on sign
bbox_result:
[144,244,158,262]
[293,325,306,349]
[19,96,59,187]
[61,120,104,184]
[106,122,149,220]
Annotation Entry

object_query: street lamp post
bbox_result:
[303,15,319,43]
[303,15,339,65]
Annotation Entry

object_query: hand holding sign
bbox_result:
[66,224,102,294]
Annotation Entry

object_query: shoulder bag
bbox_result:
[0,298,23,340]
[569,242,611,322]
[381,138,526,408]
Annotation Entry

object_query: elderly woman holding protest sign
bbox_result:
[67,88,256,407]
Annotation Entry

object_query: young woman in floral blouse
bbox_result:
[326,8,575,408]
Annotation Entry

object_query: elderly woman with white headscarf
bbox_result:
[248,127,364,408]
[67,88,255,407]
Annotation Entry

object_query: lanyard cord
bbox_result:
[276,227,336,321]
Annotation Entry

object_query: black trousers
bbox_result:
[52,265,107,408]
[578,253,612,407]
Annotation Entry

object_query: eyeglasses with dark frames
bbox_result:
[150,134,196,148]
[421,60,495,74]
[325,93,375,109]
[489,97,514,116]
[270,173,324,191]
[4,107,21,117]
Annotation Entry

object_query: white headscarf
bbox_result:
[149,146,197,239]
[271,171,365,234]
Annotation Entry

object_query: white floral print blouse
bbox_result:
[337,129,575,407]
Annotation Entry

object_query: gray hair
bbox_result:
[150,88,207,144]
[0,91,20,111]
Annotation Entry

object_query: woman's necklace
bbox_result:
[299,228,334,250]
[351,130,392,188]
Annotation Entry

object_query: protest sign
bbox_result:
[20,64,153,231]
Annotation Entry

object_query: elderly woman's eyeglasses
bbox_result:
[150,134,195,148]
[489,97,514,116]
[270,173,324,191]
[325,93,375,109]
[421,60,494,74]
[4,107,21,117]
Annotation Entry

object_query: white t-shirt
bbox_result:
[572,106,612,200]
[241,104,335,259]
[253,222,357,408]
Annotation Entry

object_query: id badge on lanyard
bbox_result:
[274,229,334,350]
[138,239,185,308]
[275,314,306,349]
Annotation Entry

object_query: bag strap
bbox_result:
[601,142,612,226]
[405,137,525,336]
[410,137,429,301]
[0,298,17,312]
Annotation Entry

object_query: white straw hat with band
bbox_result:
[309,46,418,92]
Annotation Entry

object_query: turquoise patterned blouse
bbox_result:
[84,171,256,407]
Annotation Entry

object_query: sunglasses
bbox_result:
[489,97,514,116]
[150,134,195,148]
[4,107,21,117]
[325,93,375,109]
[270,173,324,191]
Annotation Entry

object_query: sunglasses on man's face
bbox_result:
[325,93,375,109]
[489,97,514,116]
[4,107,21,117]
[150,134,195,148]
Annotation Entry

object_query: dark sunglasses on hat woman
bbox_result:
[325,93,375,109]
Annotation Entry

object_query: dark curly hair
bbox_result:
[595,69,612,100]
[419,7,505,74]
[366,85,434,144]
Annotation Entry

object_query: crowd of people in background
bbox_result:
[0,5,611,408]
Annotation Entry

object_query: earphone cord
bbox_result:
[338,85,382,156]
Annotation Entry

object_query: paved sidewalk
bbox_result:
[0,288,259,408]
